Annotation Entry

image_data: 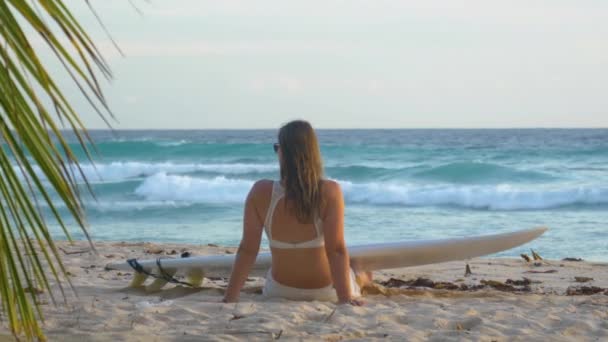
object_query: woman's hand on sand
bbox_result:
[338,298,365,306]
[221,296,237,303]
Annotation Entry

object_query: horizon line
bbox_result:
[72,127,608,131]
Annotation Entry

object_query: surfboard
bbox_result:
[106,227,547,291]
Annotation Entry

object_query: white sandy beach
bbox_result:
[2,240,607,341]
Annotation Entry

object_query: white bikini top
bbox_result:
[263,181,324,249]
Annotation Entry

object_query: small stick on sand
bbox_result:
[524,269,557,274]
[464,264,472,277]
[59,247,90,255]
[323,307,337,323]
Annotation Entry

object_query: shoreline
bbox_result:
[5,240,608,341]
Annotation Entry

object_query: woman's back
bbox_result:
[256,179,334,289]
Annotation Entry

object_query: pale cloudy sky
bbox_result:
[45,0,608,128]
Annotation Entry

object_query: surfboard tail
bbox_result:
[350,227,548,271]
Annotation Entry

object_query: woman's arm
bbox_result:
[223,182,265,303]
[322,181,355,304]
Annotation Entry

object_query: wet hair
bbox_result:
[277,120,324,223]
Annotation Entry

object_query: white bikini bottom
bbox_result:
[262,268,361,302]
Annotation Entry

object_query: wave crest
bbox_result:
[133,174,608,210]
[340,181,607,210]
[135,173,253,202]
[24,162,278,183]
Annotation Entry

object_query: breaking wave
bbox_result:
[133,173,608,210]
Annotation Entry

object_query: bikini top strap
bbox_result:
[264,181,284,238]
[313,215,323,238]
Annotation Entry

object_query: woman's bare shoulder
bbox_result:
[249,179,274,197]
[321,179,342,198]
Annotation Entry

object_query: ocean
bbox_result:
[41,129,608,261]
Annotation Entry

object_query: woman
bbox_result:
[222,120,369,305]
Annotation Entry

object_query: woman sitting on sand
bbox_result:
[223,120,370,305]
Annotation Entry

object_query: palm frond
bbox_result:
[0,0,113,339]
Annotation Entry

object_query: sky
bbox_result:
[36,0,608,129]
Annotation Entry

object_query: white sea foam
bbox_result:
[339,181,608,210]
[21,162,278,183]
[133,174,608,210]
[37,199,196,212]
[80,162,277,181]
[134,173,254,203]
[155,140,189,147]
[109,137,153,143]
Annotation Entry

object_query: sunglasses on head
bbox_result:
[273,143,280,153]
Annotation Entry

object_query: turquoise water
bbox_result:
[28,129,608,261]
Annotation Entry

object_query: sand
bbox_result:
[2,240,607,341]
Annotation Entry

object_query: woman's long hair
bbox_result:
[278,120,324,223]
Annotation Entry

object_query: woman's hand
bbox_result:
[338,298,365,306]
[221,296,238,303]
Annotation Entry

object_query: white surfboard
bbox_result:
[106,227,547,290]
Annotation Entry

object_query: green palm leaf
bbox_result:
[0,1,112,339]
